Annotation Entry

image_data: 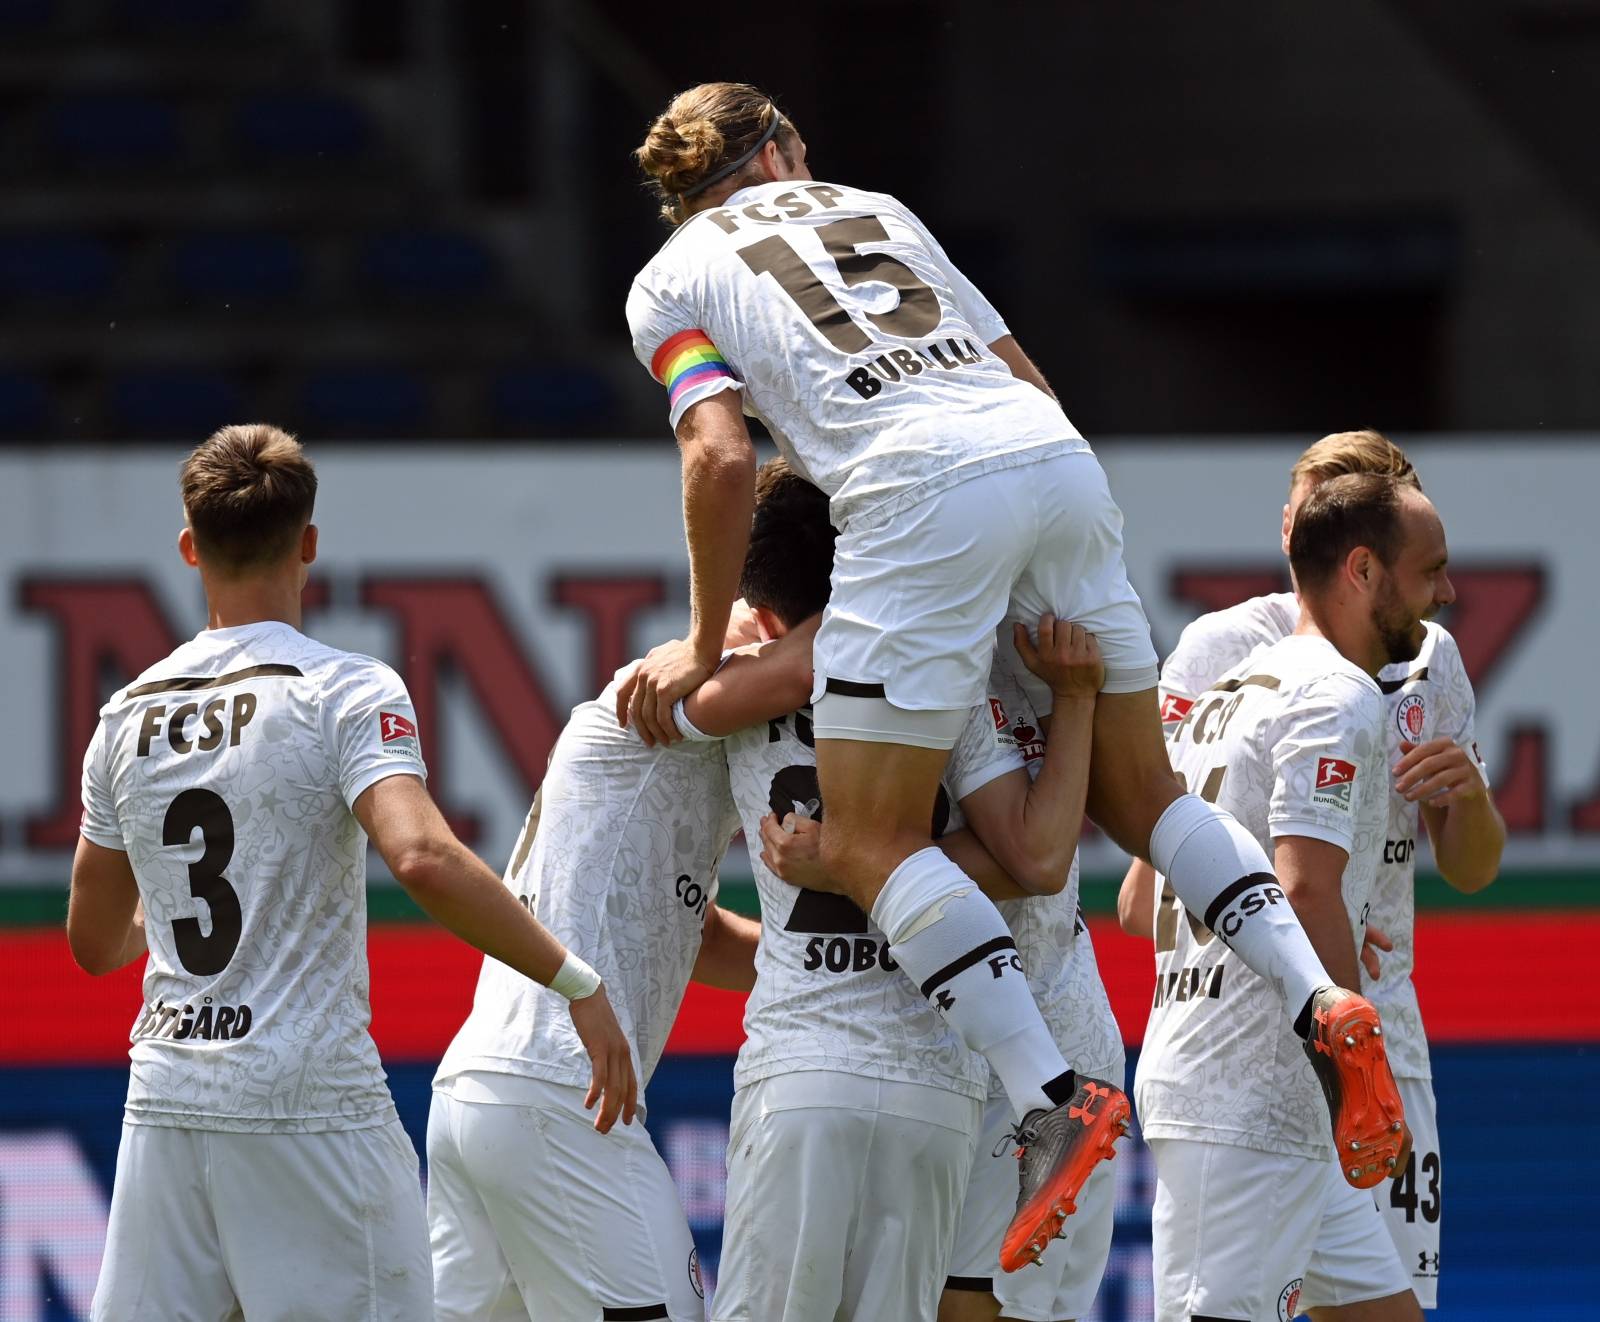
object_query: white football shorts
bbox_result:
[1150,1137,1411,1322]
[427,1072,706,1322]
[1302,1074,1441,1311]
[712,1070,980,1322]
[812,449,1160,738]
[92,1117,431,1322]
[945,1090,1117,1320]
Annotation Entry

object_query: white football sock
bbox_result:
[1150,793,1330,1033]
[873,847,1076,1117]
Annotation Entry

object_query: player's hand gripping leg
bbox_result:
[567,985,638,1133]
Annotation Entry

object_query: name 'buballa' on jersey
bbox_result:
[1135,634,1387,1161]
[79,621,428,1133]
[626,180,1089,529]
[434,667,743,1109]
[724,687,1021,1099]
[1157,596,1486,1081]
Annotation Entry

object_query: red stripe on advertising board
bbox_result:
[5,912,1591,1064]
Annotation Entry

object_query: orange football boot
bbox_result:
[1304,987,1409,1188]
[999,1076,1131,1272]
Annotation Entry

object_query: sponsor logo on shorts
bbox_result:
[1417,1250,1440,1277]
[1278,1277,1303,1320]
[1396,692,1426,741]
[689,1247,704,1299]
[379,710,418,746]
[1312,756,1357,811]
[1010,719,1046,763]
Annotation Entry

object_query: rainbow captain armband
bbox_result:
[651,329,738,410]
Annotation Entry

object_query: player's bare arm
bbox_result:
[1117,858,1158,939]
[1273,835,1363,990]
[988,334,1057,401]
[67,837,147,975]
[354,772,638,1132]
[959,616,1101,895]
[1397,737,1506,893]
[759,808,1046,903]
[618,391,757,747]
[689,903,760,991]
[677,613,821,737]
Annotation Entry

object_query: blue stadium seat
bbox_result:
[301,366,429,434]
[235,91,374,163]
[110,368,244,437]
[46,93,182,166]
[491,365,616,430]
[0,233,116,301]
[110,0,252,32]
[357,229,496,299]
[0,371,51,435]
[0,0,57,32]
[171,232,307,302]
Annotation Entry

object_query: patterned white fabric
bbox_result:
[81,621,426,1133]
[626,180,1086,529]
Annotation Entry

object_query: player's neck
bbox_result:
[202,575,304,633]
[1294,601,1384,677]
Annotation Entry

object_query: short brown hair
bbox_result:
[1289,472,1410,594]
[636,82,800,225]
[1289,429,1420,497]
[180,424,317,572]
[740,457,836,627]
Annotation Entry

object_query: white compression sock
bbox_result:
[872,847,1075,1118]
[1150,793,1330,1033]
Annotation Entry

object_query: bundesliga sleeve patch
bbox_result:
[650,329,736,408]
[1159,693,1194,724]
[379,711,418,746]
[1312,756,1357,811]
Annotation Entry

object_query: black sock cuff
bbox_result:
[1042,1069,1077,1107]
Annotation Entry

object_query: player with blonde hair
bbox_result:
[620,81,1404,1265]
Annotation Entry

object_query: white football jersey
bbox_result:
[725,693,1022,1100]
[1135,634,1387,1160]
[78,621,426,1133]
[1159,595,1487,1079]
[434,668,743,1108]
[984,668,1125,1089]
[626,180,1088,529]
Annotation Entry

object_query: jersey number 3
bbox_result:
[163,788,243,976]
[738,216,941,354]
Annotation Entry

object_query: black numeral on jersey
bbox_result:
[1388,1149,1441,1224]
[162,788,243,976]
[738,215,942,355]
[767,763,869,934]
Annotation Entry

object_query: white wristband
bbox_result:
[549,950,602,1001]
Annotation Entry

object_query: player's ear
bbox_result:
[751,604,784,642]
[178,526,199,568]
[300,522,318,565]
[1280,502,1293,557]
[1345,545,1374,590]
